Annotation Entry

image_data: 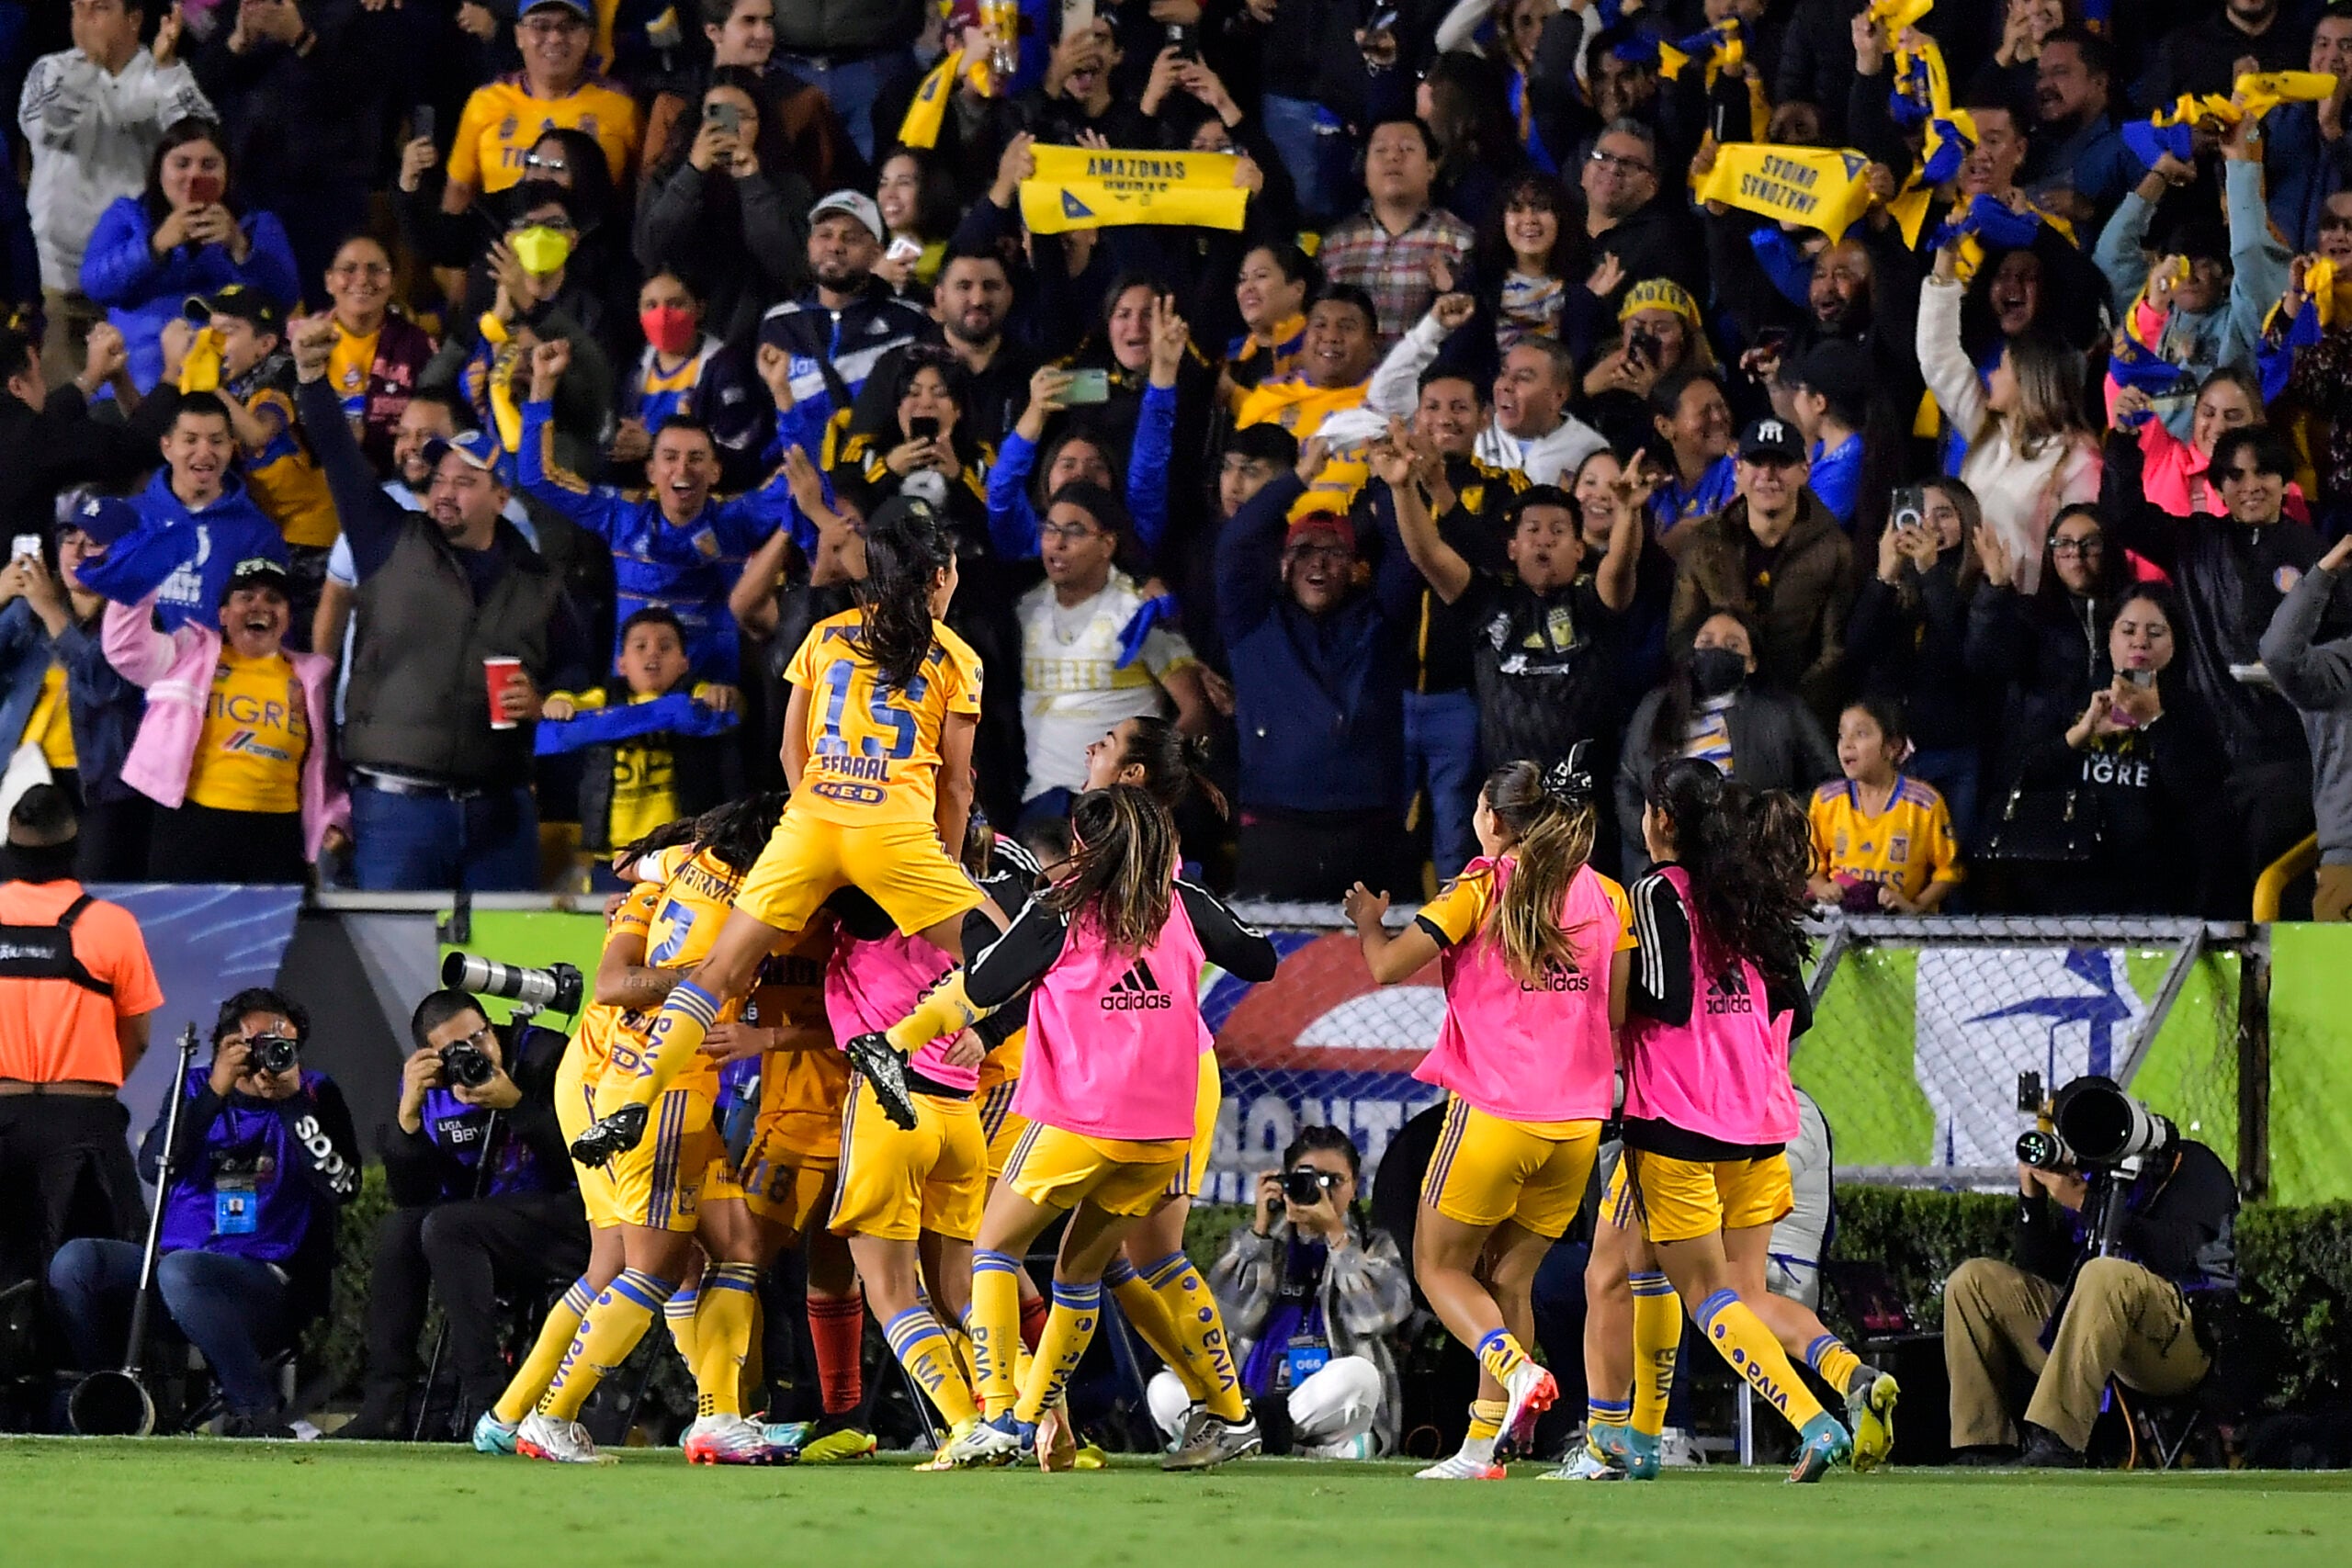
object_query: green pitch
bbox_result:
[4,1440,2349,1568]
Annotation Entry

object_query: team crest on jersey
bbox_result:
[498,114,518,141]
[693,528,719,558]
[579,113,599,138]
[1888,833,1910,863]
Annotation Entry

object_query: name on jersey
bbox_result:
[672,861,742,904]
[812,752,891,784]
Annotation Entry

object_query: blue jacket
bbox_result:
[2264,103,2352,257]
[74,468,288,633]
[986,381,1178,560]
[517,399,789,681]
[78,196,301,393]
[0,599,146,802]
[1215,473,1416,814]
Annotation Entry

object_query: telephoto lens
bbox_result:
[441,953,584,1015]
[440,1041,495,1090]
[2052,1076,2177,1165]
[251,1034,300,1076]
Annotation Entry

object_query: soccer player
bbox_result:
[1343,753,1629,1479]
[949,787,1281,1470]
[570,496,1003,1163]
[1615,761,1894,1482]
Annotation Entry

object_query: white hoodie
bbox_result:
[17,47,214,292]
[1367,305,1609,484]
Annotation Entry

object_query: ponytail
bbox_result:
[1046,785,1180,955]
[1480,755,1600,985]
[852,499,956,692]
[693,791,789,874]
[1118,715,1229,819]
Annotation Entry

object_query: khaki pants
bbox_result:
[1944,1256,2209,1451]
[2314,863,2352,921]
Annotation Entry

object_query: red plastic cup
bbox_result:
[483,656,526,730]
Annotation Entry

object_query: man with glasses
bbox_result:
[440,0,640,220]
[1580,118,1701,313]
[335,987,586,1439]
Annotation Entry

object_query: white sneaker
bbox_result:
[1659,1426,1703,1468]
[1539,1446,1623,1481]
[683,1413,775,1465]
[1415,1446,1506,1480]
[516,1413,614,1465]
[942,1414,1021,1467]
[1498,1359,1558,1446]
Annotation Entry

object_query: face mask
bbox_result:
[639,303,697,356]
[509,225,572,276]
[1690,645,1747,698]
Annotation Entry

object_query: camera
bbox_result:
[441,953,583,1018]
[440,1039,496,1090]
[2015,1070,2073,1169]
[1283,1168,1342,1207]
[249,1033,300,1076]
[2052,1076,2176,1167]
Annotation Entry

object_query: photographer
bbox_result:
[1941,1080,2237,1467]
[338,988,586,1439]
[1148,1127,1411,1459]
[49,987,359,1437]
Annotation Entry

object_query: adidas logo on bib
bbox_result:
[1102,957,1174,1011]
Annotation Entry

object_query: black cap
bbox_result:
[184,284,283,335]
[220,557,292,604]
[1736,415,1805,465]
[1783,340,1870,416]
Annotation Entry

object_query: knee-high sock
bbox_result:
[602,981,723,1114]
[1630,1270,1679,1438]
[1474,1326,1534,1388]
[493,1275,593,1424]
[807,1291,866,1417]
[968,1249,1024,1418]
[884,970,995,1055]
[1014,1280,1101,1425]
[1104,1255,1205,1401]
[1805,1332,1865,1396]
[1693,1288,1826,1431]
[1458,1396,1508,1464]
[883,1305,977,1427]
[541,1269,675,1422]
[664,1282,700,1368]
[691,1262,762,1420]
[1141,1251,1247,1422]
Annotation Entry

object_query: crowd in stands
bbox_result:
[7,0,2352,919]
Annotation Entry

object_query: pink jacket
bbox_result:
[102,595,349,861]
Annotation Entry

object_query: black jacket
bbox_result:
[1965,580,2120,788]
[2014,685,2226,916]
[1847,552,1981,753]
[0,383,181,543]
[379,1023,576,1208]
[2015,1137,2239,1356]
[1615,681,1837,873]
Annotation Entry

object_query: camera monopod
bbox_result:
[69,1022,200,1436]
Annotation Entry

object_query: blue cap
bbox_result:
[421,428,503,475]
[66,492,141,546]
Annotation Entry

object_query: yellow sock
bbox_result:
[664,1282,700,1369]
[1805,1333,1864,1396]
[492,1275,593,1424]
[541,1268,673,1422]
[1467,1397,1506,1442]
[1141,1251,1246,1422]
[883,1305,977,1427]
[1474,1326,1532,1387]
[1694,1288,1826,1430]
[968,1249,1023,1417]
[603,981,723,1114]
[1104,1257,1205,1401]
[944,1318,979,1390]
[885,970,991,1055]
[1630,1270,1679,1438]
[1014,1281,1102,1424]
[691,1262,762,1420]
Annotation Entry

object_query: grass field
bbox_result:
[4,1442,2349,1568]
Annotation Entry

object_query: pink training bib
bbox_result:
[825,930,978,1093]
[1621,864,1799,1145]
[1414,858,1619,1122]
[1012,886,1207,1143]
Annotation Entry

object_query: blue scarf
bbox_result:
[533,693,739,756]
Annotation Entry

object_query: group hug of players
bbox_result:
[468,493,1899,1480]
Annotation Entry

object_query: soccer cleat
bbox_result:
[1072,1441,1110,1470]
[470,1412,518,1455]
[1538,1445,1623,1481]
[1162,1413,1262,1472]
[1787,1412,1855,1483]
[761,1419,813,1458]
[1658,1426,1703,1468]
[1498,1359,1558,1448]
[516,1413,615,1464]
[684,1413,776,1465]
[843,1032,920,1130]
[1416,1448,1507,1481]
[1846,1370,1900,1472]
[797,1425,878,1464]
[942,1413,1023,1467]
[1620,1428,1663,1481]
[569,1102,649,1168]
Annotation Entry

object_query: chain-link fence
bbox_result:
[1204,906,2267,1202]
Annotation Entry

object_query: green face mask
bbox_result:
[509,224,573,276]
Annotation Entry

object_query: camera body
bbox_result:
[440,1039,496,1090]
[250,1033,300,1077]
[440,953,583,1020]
[1283,1168,1341,1207]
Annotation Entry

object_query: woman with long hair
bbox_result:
[1343,754,1627,1478]
[80,118,300,392]
[874,145,960,296]
[951,785,1280,1471]
[1415,51,1522,231]
[1613,759,1895,1481]
[1472,171,1598,361]
[1223,243,1318,406]
[2107,366,2291,521]
[634,69,814,343]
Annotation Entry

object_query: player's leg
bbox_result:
[964,1135,1066,1424]
[797,1178,876,1461]
[1724,1211,1899,1472]
[849,1231,989,1441]
[836,822,1005,1115]
[1540,1190,1641,1481]
[1114,1196,1208,1404]
[481,1221,623,1449]
[525,1222,697,1462]
[1012,1196,1140,1428]
[680,1191,775,1463]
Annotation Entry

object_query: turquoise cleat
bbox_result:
[1788,1412,1855,1483]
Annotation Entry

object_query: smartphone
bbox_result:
[909,416,941,444]
[1061,0,1094,39]
[1163,22,1195,59]
[413,104,435,144]
[1890,485,1926,534]
[10,535,40,563]
[706,100,742,135]
[2120,668,2156,689]
[184,172,223,207]
[1062,367,1111,405]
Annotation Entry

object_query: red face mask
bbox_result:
[639,303,697,356]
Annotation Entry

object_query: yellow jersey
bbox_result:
[574,881,663,1079]
[187,649,308,814]
[1809,777,1963,903]
[746,922,851,1158]
[24,664,74,770]
[783,609,984,828]
[447,74,640,195]
[1419,862,1637,954]
[1234,373,1371,517]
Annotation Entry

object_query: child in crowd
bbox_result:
[1807,698,1963,914]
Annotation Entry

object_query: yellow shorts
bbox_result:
[554,1043,620,1231]
[1598,1155,1638,1234]
[1623,1148,1794,1245]
[979,1080,1029,1181]
[1420,1096,1602,1239]
[1002,1122,1189,1219]
[828,1081,988,1243]
[735,810,983,939]
[603,1085,721,1234]
[1173,1050,1221,1201]
[738,1112,842,1233]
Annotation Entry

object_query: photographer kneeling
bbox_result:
[338,988,587,1439]
[1148,1127,1411,1458]
[50,989,360,1437]
[1942,1077,2237,1467]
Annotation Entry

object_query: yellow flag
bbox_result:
[898,48,961,151]
[1019,146,1249,235]
[1868,0,1934,32]
[1695,143,1877,242]
[2236,70,2338,117]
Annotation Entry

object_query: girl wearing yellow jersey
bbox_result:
[1806,699,1963,914]
[573,499,1006,1161]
